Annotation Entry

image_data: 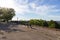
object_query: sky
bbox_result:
[0,0,60,21]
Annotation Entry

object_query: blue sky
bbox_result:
[0,0,60,21]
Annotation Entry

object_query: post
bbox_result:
[17,17,18,24]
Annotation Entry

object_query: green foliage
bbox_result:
[29,19,35,25]
[29,19,60,29]
[33,19,40,25]
[20,21,26,25]
[48,20,56,28]
[39,19,45,26]
[54,21,60,29]
[29,19,48,27]
[0,7,15,22]
[42,21,48,27]
[29,19,41,25]
[49,23,56,28]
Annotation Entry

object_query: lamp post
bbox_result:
[17,17,18,21]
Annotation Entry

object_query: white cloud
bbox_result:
[25,4,57,15]
[15,0,28,5]
[0,0,60,20]
[49,9,60,12]
[12,16,25,21]
[0,0,15,8]
[47,15,60,21]
[29,3,36,9]
[35,5,49,15]
[0,0,57,15]
[0,0,28,14]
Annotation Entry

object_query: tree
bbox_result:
[0,7,15,22]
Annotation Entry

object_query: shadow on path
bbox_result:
[0,22,25,33]
[31,28,37,30]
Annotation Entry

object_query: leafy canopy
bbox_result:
[0,7,15,22]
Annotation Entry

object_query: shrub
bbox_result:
[20,21,26,25]
[29,19,35,25]
[29,19,60,28]
[54,21,60,29]
[48,20,56,28]
[29,19,48,27]
[43,21,48,27]
[38,20,48,27]
[49,23,56,28]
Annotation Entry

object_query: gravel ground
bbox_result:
[0,24,60,40]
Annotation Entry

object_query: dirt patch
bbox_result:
[0,24,60,40]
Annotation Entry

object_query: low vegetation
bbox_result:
[29,19,60,29]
